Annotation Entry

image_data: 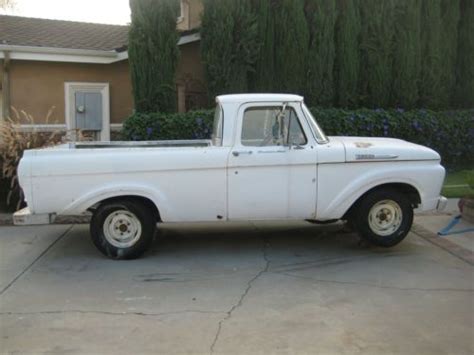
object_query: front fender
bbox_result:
[316,161,444,220]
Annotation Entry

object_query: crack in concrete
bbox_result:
[0,309,225,318]
[209,233,270,354]
[276,272,474,292]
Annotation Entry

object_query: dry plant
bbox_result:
[0,107,82,211]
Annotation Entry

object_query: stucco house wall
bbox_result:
[8,40,206,126]
[9,60,133,125]
[1,1,206,139]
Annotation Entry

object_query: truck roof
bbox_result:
[216,93,304,104]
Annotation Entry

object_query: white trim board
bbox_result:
[14,123,123,133]
[65,82,110,141]
[111,123,123,131]
[12,124,67,132]
[0,45,127,64]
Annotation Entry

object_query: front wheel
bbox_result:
[351,189,413,247]
[90,199,156,259]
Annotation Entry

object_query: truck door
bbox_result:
[227,102,317,220]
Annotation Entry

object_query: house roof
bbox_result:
[0,15,201,64]
[0,15,129,51]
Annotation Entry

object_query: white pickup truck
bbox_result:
[15,94,447,259]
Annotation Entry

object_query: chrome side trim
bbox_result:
[355,154,399,160]
[317,159,440,165]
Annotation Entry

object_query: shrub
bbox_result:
[201,0,259,99]
[128,0,179,113]
[122,110,214,141]
[312,107,474,169]
[466,171,474,190]
[0,108,64,211]
[121,108,473,169]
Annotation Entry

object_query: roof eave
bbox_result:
[0,32,201,64]
[0,44,127,64]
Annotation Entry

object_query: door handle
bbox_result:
[232,150,253,157]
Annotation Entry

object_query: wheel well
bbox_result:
[342,183,421,220]
[92,195,161,222]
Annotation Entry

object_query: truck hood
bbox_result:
[329,136,441,162]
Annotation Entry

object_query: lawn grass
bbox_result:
[442,169,474,198]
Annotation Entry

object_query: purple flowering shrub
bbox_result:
[123,108,473,168]
[313,108,474,168]
[122,110,214,141]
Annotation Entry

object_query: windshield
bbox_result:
[301,103,329,143]
[211,104,224,146]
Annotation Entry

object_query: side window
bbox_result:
[285,109,307,146]
[241,106,307,147]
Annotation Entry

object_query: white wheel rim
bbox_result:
[103,210,142,248]
[368,199,403,237]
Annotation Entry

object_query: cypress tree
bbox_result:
[305,0,337,107]
[250,0,275,92]
[128,0,179,113]
[200,0,259,99]
[438,0,460,108]
[391,0,422,109]
[273,0,309,94]
[359,0,396,108]
[454,0,474,108]
[334,0,360,108]
[419,0,442,109]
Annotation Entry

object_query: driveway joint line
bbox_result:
[0,224,74,296]
[210,226,270,354]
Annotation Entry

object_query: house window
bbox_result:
[64,82,110,141]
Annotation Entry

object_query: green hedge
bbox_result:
[122,110,214,141]
[313,108,473,169]
[122,108,474,168]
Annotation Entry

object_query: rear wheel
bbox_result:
[351,189,413,247]
[90,199,156,259]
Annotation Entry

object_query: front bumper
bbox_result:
[436,196,448,212]
[13,207,55,226]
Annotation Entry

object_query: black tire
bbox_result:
[90,199,156,259]
[351,188,413,247]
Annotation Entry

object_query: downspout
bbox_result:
[1,50,10,121]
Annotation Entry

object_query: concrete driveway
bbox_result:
[0,221,473,354]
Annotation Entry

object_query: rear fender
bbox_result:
[59,184,171,219]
